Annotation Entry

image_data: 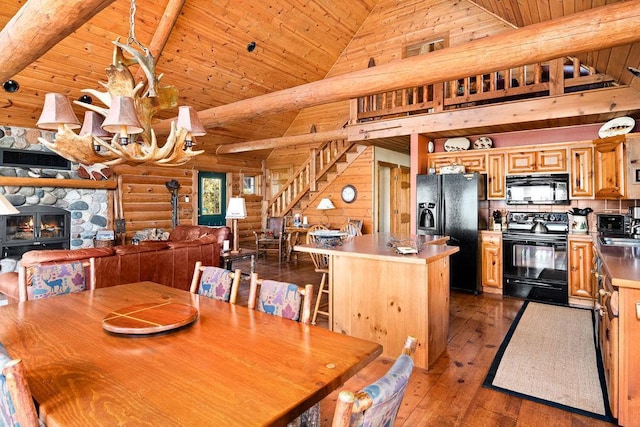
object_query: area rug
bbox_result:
[483,301,614,422]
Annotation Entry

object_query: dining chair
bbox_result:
[254,217,287,265]
[189,261,241,304]
[0,343,39,427]
[248,273,313,324]
[18,258,96,302]
[247,274,317,425]
[306,225,331,325]
[332,336,418,427]
[340,221,363,241]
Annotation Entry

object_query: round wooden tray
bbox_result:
[102,302,198,335]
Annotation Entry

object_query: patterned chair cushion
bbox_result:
[198,267,234,302]
[0,343,17,427]
[29,261,86,300]
[352,353,414,427]
[257,280,301,321]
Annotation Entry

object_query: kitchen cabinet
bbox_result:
[569,145,594,198]
[480,231,502,293]
[568,235,594,302]
[506,148,567,174]
[487,153,505,199]
[427,152,486,173]
[594,135,625,199]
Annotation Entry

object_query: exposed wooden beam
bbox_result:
[216,129,348,154]
[348,86,640,141]
[0,0,116,82]
[134,0,186,82]
[154,0,640,134]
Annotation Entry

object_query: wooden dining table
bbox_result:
[0,281,382,426]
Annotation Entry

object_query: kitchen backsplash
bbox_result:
[479,199,638,233]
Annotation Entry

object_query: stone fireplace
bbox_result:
[0,126,110,272]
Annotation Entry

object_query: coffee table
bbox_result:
[220,248,257,274]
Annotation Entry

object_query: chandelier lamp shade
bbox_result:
[35,93,81,132]
[176,106,206,150]
[34,0,205,167]
[225,197,247,253]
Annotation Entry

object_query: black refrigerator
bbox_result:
[416,173,485,294]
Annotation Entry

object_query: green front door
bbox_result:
[198,172,226,226]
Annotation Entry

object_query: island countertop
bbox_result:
[294,232,458,369]
[294,232,458,263]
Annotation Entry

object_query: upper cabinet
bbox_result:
[569,145,594,199]
[487,153,505,199]
[594,135,626,199]
[428,152,487,174]
[506,148,567,174]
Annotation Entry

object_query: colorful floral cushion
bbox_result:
[198,267,234,302]
[351,353,414,427]
[257,280,301,321]
[29,262,86,300]
[0,343,18,427]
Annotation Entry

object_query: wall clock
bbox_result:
[341,184,357,203]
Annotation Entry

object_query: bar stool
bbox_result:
[306,225,330,325]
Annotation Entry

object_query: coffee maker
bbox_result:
[630,207,640,238]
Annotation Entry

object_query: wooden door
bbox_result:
[594,136,626,198]
[390,166,411,235]
[570,146,594,198]
[568,237,594,299]
[198,172,226,226]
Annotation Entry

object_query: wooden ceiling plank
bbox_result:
[0,0,116,82]
[153,0,640,133]
[133,0,186,82]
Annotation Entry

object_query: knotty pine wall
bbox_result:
[280,0,514,137]
[264,0,513,230]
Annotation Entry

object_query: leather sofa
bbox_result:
[0,225,231,303]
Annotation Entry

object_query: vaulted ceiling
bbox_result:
[0,0,639,162]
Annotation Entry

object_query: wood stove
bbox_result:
[1,206,70,259]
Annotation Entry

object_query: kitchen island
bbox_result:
[595,243,640,426]
[295,232,458,369]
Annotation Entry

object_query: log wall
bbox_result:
[113,165,195,242]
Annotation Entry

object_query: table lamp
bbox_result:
[317,197,335,227]
[0,194,19,215]
[225,197,247,253]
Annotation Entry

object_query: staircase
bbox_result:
[267,138,366,218]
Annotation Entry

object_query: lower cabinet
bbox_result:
[568,235,595,303]
[480,231,502,293]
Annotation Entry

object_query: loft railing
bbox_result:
[267,139,353,218]
[354,56,613,122]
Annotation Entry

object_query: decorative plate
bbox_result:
[473,136,493,149]
[598,116,635,138]
[443,137,471,152]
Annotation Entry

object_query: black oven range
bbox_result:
[502,212,569,305]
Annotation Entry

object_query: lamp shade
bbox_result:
[79,111,112,138]
[36,93,81,130]
[177,106,206,137]
[0,194,19,215]
[225,197,247,219]
[102,96,144,135]
[317,198,335,210]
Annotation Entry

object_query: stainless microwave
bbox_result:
[505,174,570,205]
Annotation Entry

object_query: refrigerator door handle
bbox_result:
[439,192,446,234]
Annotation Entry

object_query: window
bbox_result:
[405,36,447,58]
[243,176,256,195]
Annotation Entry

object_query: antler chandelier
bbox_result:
[35,0,204,167]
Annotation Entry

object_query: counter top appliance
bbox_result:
[503,211,569,305]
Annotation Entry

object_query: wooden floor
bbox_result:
[233,252,618,426]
